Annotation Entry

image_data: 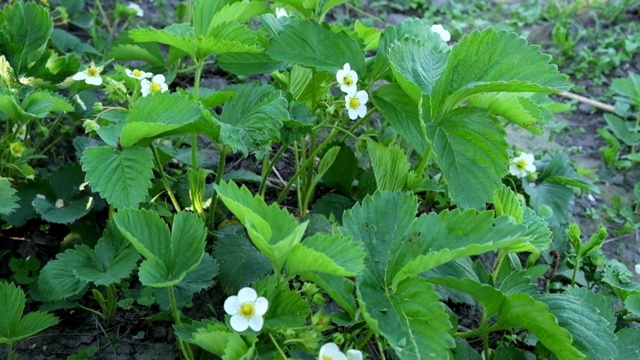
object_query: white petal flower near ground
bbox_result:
[223,287,269,332]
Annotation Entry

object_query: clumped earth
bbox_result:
[2,0,640,359]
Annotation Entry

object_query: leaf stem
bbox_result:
[168,286,194,360]
[454,324,507,338]
[208,145,228,229]
[259,144,288,197]
[151,144,182,212]
[570,254,582,287]
[269,332,288,359]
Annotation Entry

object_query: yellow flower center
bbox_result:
[348,96,360,109]
[240,303,255,318]
[10,142,25,157]
[515,159,528,170]
[343,75,353,86]
[322,356,333,360]
[150,83,162,93]
[87,66,99,77]
[132,69,143,77]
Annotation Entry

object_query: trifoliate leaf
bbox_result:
[37,248,89,301]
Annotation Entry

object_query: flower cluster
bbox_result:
[509,152,536,178]
[336,63,368,120]
[72,64,168,97]
[319,342,362,360]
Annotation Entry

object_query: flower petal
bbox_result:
[348,108,358,120]
[237,287,258,302]
[254,297,269,315]
[152,74,165,84]
[229,314,249,332]
[346,349,363,360]
[247,314,264,331]
[356,104,367,118]
[224,295,240,315]
[85,76,102,86]
[160,83,169,92]
[320,343,342,357]
[356,90,368,104]
[73,72,88,81]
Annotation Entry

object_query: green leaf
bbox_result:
[624,294,640,317]
[499,265,549,296]
[391,210,527,288]
[33,196,93,224]
[604,113,640,146]
[388,38,448,100]
[427,277,506,315]
[341,191,418,282]
[320,143,358,195]
[218,52,284,76]
[524,181,573,227]
[121,92,215,147]
[497,293,585,360]
[21,90,73,118]
[81,146,154,209]
[114,210,206,287]
[565,287,616,332]
[37,248,89,301]
[153,253,218,310]
[0,281,24,336]
[433,28,570,113]
[267,19,365,75]
[285,233,365,276]
[0,1,53,75]
[216,84,288,157]
[426,107,509,209]
[208,2,268,32]
[372,84,428,154]
[263,286,310,330]
[73,223,140,286]
[212,231,272,295]
[358,272,455,359]
[300,272,356,318]
[177,319,250,357]
[467,93,547,135]
[615,328,640,360]
[0,282,58,344]
[538,294,618,360]
[170,211,207,276]
[493,185,524,223]
[107,44,165,67]
[611,72,640,102]
[602,259,640,298]
[520,207,552,253]
[0,177,19,216]
[367,141,411,192]
[215,181,307,272]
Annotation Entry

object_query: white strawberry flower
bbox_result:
[125,68,153,80]
[140,74,168,97]
[431,24,451,42]
[345,90,368,120]
[13,124,27,140]
[509,152,536,178]
[275,7,288,18]
[128,3,144,17]
[73,63,103,86]
[319,343,347,360]
[336,63,358,94]
[223,287,269,332]
[346,349,363,360]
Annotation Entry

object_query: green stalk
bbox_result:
[208,145,228,229]
[193,60,204,100]
[168,286,194,360]
[269,333,288,360]
[570,254,582,287]
[276,115,354,205]
[491,250,507,282]
[7,342,15,360]
[454,324,507,339]
[151,144,182,212]
[258,144,288,197]
[105,284,117,325]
